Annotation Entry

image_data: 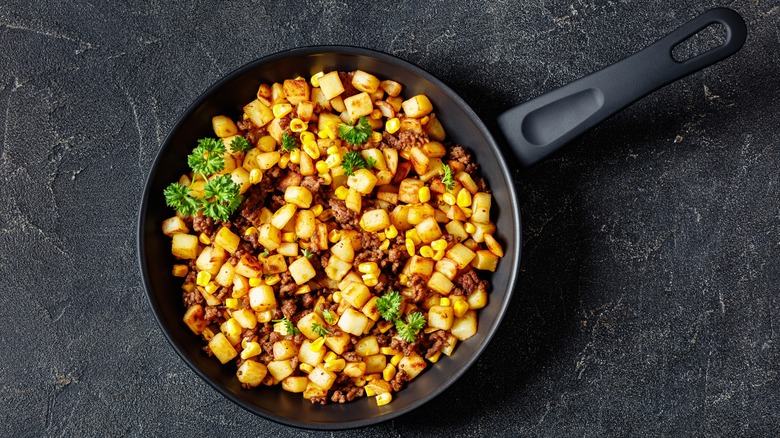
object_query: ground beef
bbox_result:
[342,351,361,362]
[182,286,203,307]
[338,72,360,98]
[300,175,321,194]
[388,245,409,274]
[309,395,328,405]
[239,180,273,226]
[301,292,315,309]
[424,330,448,359]
[279,272,296,298]
[236,119,255,131]
[329,198,359,229]
[390,337,421,357]
[382,131,402,150]
[242,327,258,344]
[280,298,297,319]
[192,213,215,235]
[376,334,390,347]
[244,126,268,146]
[397,130,429,151]
[407,274,428,303]
[331,383,364,403]
[476,176,489,193]
[278,114,292,131]
[453,269,488,296]
[203,306,221,324]
[390,370,409,392]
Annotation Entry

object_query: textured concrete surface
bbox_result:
[1,0,779,436]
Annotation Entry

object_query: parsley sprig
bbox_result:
[442,164,454,192]
[281,132,297,152]
[301,248,314,259]
[188,138,226,175]
[396,312,426,343]
[322,309,337,324]
[164,183,199,216]
[338,116,372,145]
[201,175,242,222]
[311,323,330,337]
[229,136,252,153]
[342,150,374,176]
[272,317,300,336]
[376,290,402,322]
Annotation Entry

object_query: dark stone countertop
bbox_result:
[1,1,778,436]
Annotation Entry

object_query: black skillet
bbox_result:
[138,8,746,429]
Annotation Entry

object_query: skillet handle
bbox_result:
[497,8,747,167]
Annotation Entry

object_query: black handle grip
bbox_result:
[497,8,747,167]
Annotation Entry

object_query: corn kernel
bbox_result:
[300,131,316,143]
[384,225,398,239]
[362,274,378,287]
[249,168,262,185]
[264,274,280,286]
[386,117,400,134]
[433,248,445,261]
[382,364,396,381]
[335,186,349,200]
[279,154,290,169]
[225,318,242,337]
[405,238,415,257]
[244,227,258,236]
[417,186,431,203]
[319,173,332,185]
[257,310,273,323]
[198,233,211,245]
[324,351,338,363]
[318,127,332,139]
[290,118,307,132]
[225,298,239,309]
[324,358,346,372]
[406,229,421,245]
[272,103,292,118]
[296,285,311,295]
[370,109,382,120]
[182,282,196,293]
[457,188,472,208]
[399,274,409,286]
[421,115,430,125]
[378,320,394,333]
[300,363,314,373]
[442,193,456,205]
[240,341,261,359]
[358,262,379,275]
[379,239,390,251]
[371,131,382,142]
[172,264,188,277]
[249,277,262,287]
[310,71,324,87]
[205,282,218,294]
[310,204,323,217]
[282,232,296,243]
[465,222,477,234]
[333,292,342,303]
[303,140,320,159]
[326,146,340,155]
[289,148,301,164]
[431,239,447,252]
[310,336,326,352]
[325,153,341,168]
[454,299,469,317]
[419,245,434,258]
[315,160,329,174]
[439,297,451,307]
[328,229,341,243]
[196,271,211,287]
[462,207,472,217]
[380,347,400,355]
[390,353,403,367]
[354,377,367,387]
[427,351,442,363]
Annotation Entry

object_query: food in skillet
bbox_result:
[161,70,503,405]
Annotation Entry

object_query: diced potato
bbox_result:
[330,238,355,263]
[471,249,499,272]
[277,242,298,257]
[390,205,413,231]
[200,287,221,306]
[355,336,380,357]
[404,255,434,277]
[308,365,337,390]
[256,223,281,251]
[230,308,256,329]
[232,274,249,297]
[242,148,261,171]
[271,82,286,103]
[249,285,277,311]
[230,167,251,195]
[445,220,468,241]
[427,305,454,330]
[409,147,430,175]
[344,92,373,120]
[400,118,423,134]
[382,148,399,176]
[445,243,476,269]
[256,135,277,152]
[484,234,504,257]
[235,254,263,278]
[386,96,403,112]
[171,233,198,259]
[342,282,372,309]
[263,253,287,274]
[268,360,295,381]
[398,178,424,204]
[214,262,236,287]
[212,115,238,138]
[213,226,239,254]
[446,205,467,222]
[401,95,433,118]
[311,87,332,111]
[325,255,352,282]
[299,148,315,176]
[162,217,189,237]
[288,256,316,285]
[451,310,477,341]
[376,190,398,205]
[273,339,299,361]
[380,80,402,97]
[183,305,206,335]
[456,171,479,194]
[362,355,386,376]
[345,187,362,213]
[324,331,351,355]
[397,352,427,379]
[471,192,492,224]
[415,217,443,244]
[318,71,345,100]
[461,238,480,252]
[434,258,459,280]
[298,339,327,366]
[361,296,381,321]
[303,381,329,400]
[196,246,227,276]
[271,203,297,230]
[283,79,310,105]
[375,170,393,186]
[338,270,362,291]
[407,204,434,226]
[343,361,367,378]
[423,114,446,141]
[209,333,238,364]
[421,141,447,158]
[278,375,308,393]
[351,70,380,93]
[470,221,496,243]
[360,209,390,233]
[237,360,267,387]
[283,185,313,209]
[467,286,488,309]
[347,168,378,195]
[243,99,274,127]
[256,151,281,170]
[427,271,454,295]
[294,210,316,240]
[338,308,369,336]
[297,312,327,340]
[361,149,386,171]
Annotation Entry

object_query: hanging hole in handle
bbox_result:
[671,23,727,62]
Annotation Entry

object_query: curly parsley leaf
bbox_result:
[311,323,330,337]
[395,312,426,343]
[365,156,377,169]
[188,138,226,176]
[272,317,300,336]
[201,174,242,222]
[338,116,372,145]
[376,290,402,322]
[281,132,297,152]
[229,136,252,153]
[260,249,269,258]
[322,309,337,324]
[301,248,314,259]
[163,182,199,216]
[442,164,454,192]
[342,150,370,176]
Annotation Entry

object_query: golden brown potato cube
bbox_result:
[273,339,299,361]
[345,187,362,213]
[364,354,387,375]
[451,310,477,341]
[361,296,381,321]
[445,221,468,241]
[298,339,326,365]
[351,70,380,93]
[311,87,332,111]
[271,82,286,103]
[361,148,386,170]
[375,170,393,186]
[162,216,189,237]
[294,210,316,240]
[271,203,297,230]
[409,147,430,175]
[288,256,316,285]
[428,305,454,330]
[445,243,476,269]
[256,223,281,251]
[303,381,329,400]
[347,168,378,195]
[209,333,238,364]
[235,253,263,278]
[267,118,284,143]
[398,178,424,204]
[232,274,249,297]
[331,96,346,113]
[308,365,337,390]
[183,305,207,335]
[230,167,251,195]
[398,352,427,379]
[338,308,370,336]
[446,205,467,222]
[232,308,257,329]
[213,226,239,254]
[338,271,362,291]
[467,286,488,309]
[342,282,372,309]
[263,254,287,274]
[415,217,443,244]
[330,238,355,263]
[249,285,276,311]
[427,271,454,295]
[324,331,351,355]
[401,95,433,118]
[343,361,367,378]
[318,71,345,100]
[407,203,434,226]
[405,255,434,277]
[281,376,308,393]
[375,100,395,118]
[456,171,479,194]
[214,262,236,287]
[171,233,198,259]
[484,234,504,257]
[434,258,459,280]
[325,255,352,282]
[344,92,374,120]
[237,360,267,387]
[257,83,272,99]
[376,191,398,205]
[390,204,413,231]
[380,79,402,97]
[471,192,492,224]
[471,249,499,272]
[196,246,227,276]
[423,114,446,141]
[355,336,380,357]
[360,209,390,233]
[470,221,496,243]
[256,151,281,170]
[283,79,310,105]
[296,100,315,122]
[422,141,447,158]
[297,312,326,340]
[267,359,295,381]
[212,115,238,138]
[277,242,298,257]
[243,99,274,127]
[284,186,313,209]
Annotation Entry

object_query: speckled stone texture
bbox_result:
[1,0,778,436]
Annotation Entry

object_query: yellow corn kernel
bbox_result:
[324,358,346,372]
[380,347,400,356]
[225,318,242,337]
[379,239,390,251]
[362,274,378,287]
[457,188,472,208]
[172,264,188,277]
[300,363,314,374]
[382,364,396,381]
[424,326,439,334]
[310,71,324,87]
[256,310,273,323]
[399,274,409,286]
[431,239,447,252]
[249,277,262,287]
[371,131,382,142]
[328,229,341,243]
[454,299,469,317]
[354,377,367,387]
[240,341,261,359]
[439,297,451,307]
[433,248,445,261]
[264,274,280,286]
[418,186,431,203]
[386,117,400,134]
[318,127,332,139]
[370,109,382,120]
[196,271,211,287]
[405,238,415,257]
[421,115,430,125]
[244,227,258,236]
[225,298,239,309]
[296,285,312,295]
[442,193,456,205]
[315,160,329,174]
[205,282,218,294]
[310,204,324,217]
[385,225,398,239]
[202,327,216,341]
[335,186,349,200]
[289,148,301,164]
[427,351,442,363]
[310,336,326,352]
[249,168,263,185]
[182,283,196,293]
[378,320,394,333]
[326,146,340,155]
[465,222,477,234]
[303,140,320,159]
[405,229,421,245]
[324,351,338,363]
[282,232,296,243]
[279,154,290,169]
[290,118,307,132]
[325,153,341,168]
[358,262,379,275]
[272,103,292,118]
[300,131,316,144]
[365,386,376,396]
[198,233,211,245]
[390,353,403,367]
[319,172,332,185]
[333,292,342,303]
[419,245,434,258]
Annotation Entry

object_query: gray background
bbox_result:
[2,0,779,436]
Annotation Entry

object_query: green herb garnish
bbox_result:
[322,309,337,324]
[301,248,314,259]
[260,249,270,258]
[188,138,226,175]
[163,182,200,216]
[395,312,426,343]
[230,136,252,153]
[200,175,242,222]
[342,150,370,176]
[281,132,297,152]
[311,323,330,337]
[272,317,300,336]
[442,164,454,192]
[376,290,402,322]
[365,156,377,169]
[338,116,372,144]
